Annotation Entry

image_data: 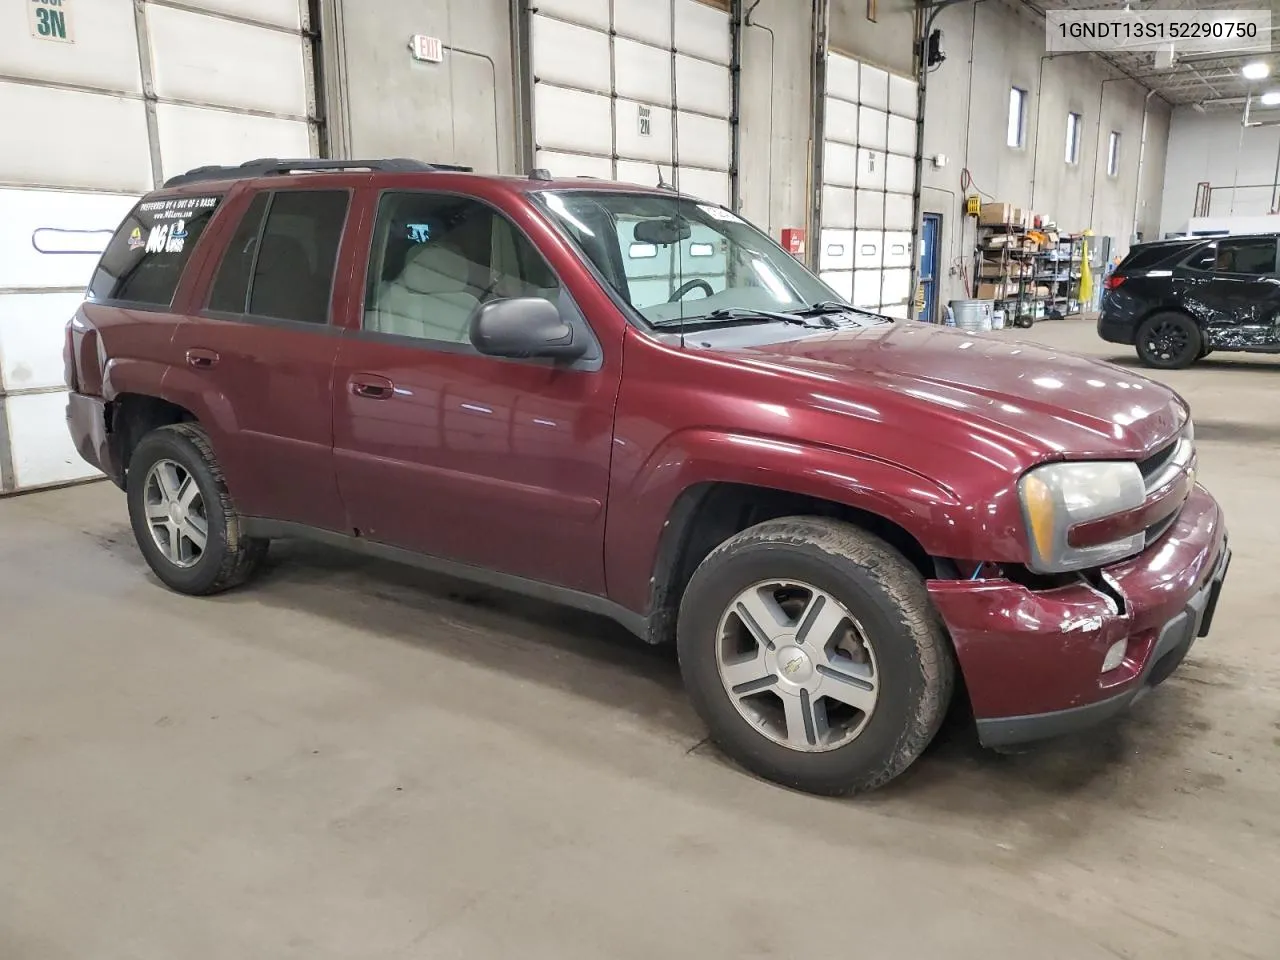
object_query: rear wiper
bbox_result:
[654,308,829,328]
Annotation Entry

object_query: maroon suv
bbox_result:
[65,159,1230,795]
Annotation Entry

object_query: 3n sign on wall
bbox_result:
[29,0,74,43]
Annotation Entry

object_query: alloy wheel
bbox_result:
[1144,319,1190,365]
[715,580,880,752]
[143,459,209,569]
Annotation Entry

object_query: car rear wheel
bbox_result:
[676,517,954,796]
[1136,312,1202,369]
[126,423,267,595]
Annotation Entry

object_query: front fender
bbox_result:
[605,427,977,614]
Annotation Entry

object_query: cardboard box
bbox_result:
[977,281,1015,299]
[979,202,1014,225]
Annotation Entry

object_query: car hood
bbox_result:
[732,322,1186,461]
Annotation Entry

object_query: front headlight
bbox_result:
[1019,461,1146,572]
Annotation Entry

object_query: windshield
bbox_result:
[533,190,841,326]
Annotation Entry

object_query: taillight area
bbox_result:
[1104,274,1127,290]
[63,321,78,392]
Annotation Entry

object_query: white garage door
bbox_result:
[528,0,733,206]
[0,0,316,493]
[818,52,918,319]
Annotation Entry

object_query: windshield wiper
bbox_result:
[796,301,894,323]
[653,308,830,329]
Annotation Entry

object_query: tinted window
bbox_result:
[246,190,349,324]
[208,192,269,313]
[363,192,560,344]
[1213,237,1277,275]
[1118,243,1189,272]
[88,195,221,305]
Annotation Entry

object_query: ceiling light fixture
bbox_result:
[1261,90,1280,106]
[1242,61,1271,80]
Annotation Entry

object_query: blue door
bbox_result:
[919,214,941,323]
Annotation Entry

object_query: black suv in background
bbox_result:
[1098,233,1280,368]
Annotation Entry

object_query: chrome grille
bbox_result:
[1140,421,1195,547]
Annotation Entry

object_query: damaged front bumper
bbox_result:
[927,484,1229,748]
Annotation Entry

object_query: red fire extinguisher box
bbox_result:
[781,228,806,258]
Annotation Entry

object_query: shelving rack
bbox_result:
[974,225,1085,325]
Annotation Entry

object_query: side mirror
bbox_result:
[469,297,587,361]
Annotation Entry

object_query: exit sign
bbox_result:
[29,0,74,43]
[410,34,443,63]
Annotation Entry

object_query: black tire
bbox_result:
[1136,312,1202,369]
[677,517,955,796]
[126,423,267,595]
[1014,314,1034,329]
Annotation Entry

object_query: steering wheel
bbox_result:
[668,278,713,302]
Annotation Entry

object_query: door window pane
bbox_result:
[1209,237,1277,275]
[208,192,269,313]
[88,195,222,306]
[247,190,350,324]
[364,192,560,344]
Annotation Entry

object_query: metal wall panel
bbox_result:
[176,0,302,29]
[155,105,312,182]
[0,0,140,92]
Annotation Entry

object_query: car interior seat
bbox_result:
[369,244,482,342]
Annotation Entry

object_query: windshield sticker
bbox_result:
[138,196,219,221]
[697,204,743,224]
[127,226,145,250]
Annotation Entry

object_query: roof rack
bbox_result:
[162,157,472,188]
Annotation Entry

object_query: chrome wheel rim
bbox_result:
[715,580,879,753]
[143,459,208,569]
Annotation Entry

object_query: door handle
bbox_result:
[350,374,394,400]
[186,348,219,369]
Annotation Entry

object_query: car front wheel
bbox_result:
[1136,312,1202,369]
[126,423,267,595]
[677,517,955,796]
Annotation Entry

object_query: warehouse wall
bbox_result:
[920,0,1170,306]
[1159,107,1280,235]
[738,0,814,234]
[323,0,518,173]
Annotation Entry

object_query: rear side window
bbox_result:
[88,195,222,306]
[1117,244,1187,272]
[1203,237,1278,275]
[207,189,349,324]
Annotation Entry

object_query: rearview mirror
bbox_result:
[633,217,691,246]
[469,297,587,361]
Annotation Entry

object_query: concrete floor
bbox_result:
[2,318,1278,959]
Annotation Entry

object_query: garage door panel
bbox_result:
[819,229,854,271]
[615,0,670,46]
[882,267,911,304]
[676,55,730,118]
[534,86,613,155]
[616,100,673,162]
[676,113,728,171]
[884,232,913,269]
[889,74,918,118]
[533,16,611,94]
[820,269,854,301]
[885,153,914,193]
[616,159,670,189]
[856,190,885,229]
[823,141,857,189]
[155,105,310,182]
[616,38,673,106]
[825,98,857,146]
[0,292,85,393]
[827,54,859,103]
[2,392,98,488]
[2,0,141,93]
[852,269,882,307]
[854,230,884,269]
[536,0,610,30]
[822,186,855,228]
[857,148,886,191]
[167,0,301,30]
[859,63,889,110]
[857,106,887,151]
[888,114,915,156]
[677,166,729,206]
[147,6,307,116]
[538,150,614,180]
[884,192,914,230]
[675,0,730,64]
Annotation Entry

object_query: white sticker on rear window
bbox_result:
[138,195,219,221]
[697,204,743,224]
